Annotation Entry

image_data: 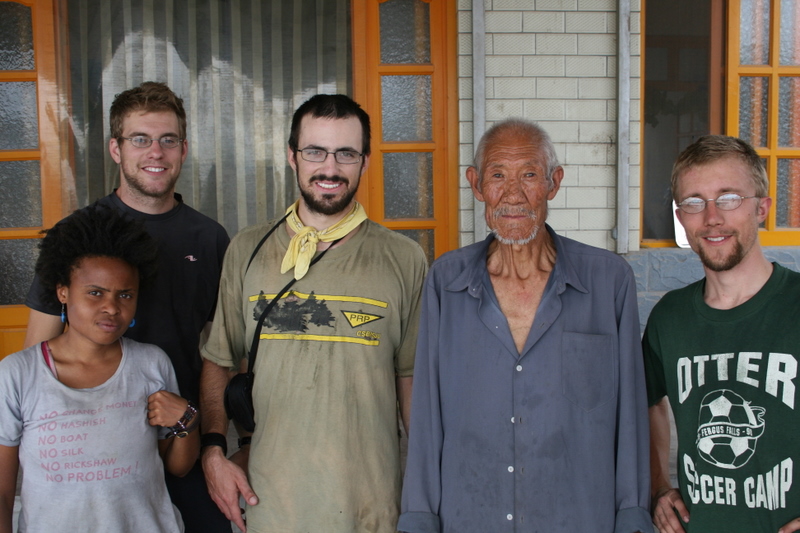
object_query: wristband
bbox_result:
[201,432,228,455]
[166,400,199,438]
[238,436,252,448]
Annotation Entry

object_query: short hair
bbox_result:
[288,94,371,156]
[109,81,187,140]
[671,135,768,201]
[472,119,560,188]
[35,205,160,307]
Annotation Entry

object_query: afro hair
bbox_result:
[35,204,160,307]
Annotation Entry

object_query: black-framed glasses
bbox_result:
[297,148,363,165]
[677,193,759,214]
[119,135,184,149]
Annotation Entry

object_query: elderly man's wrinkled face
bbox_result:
[468,133,562,245]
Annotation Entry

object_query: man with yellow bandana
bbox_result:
[199,94,428,533]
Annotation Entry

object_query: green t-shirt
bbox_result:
[644,263,800,532]
[203,218,428,533]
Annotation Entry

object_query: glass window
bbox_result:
[383,152,433,219]
[0,1,34,70]
[642,0,722,241]
[0,239,39,306]
[381,75,432,142]
[0,82,39,150]
[779,77,800,147]
[379,0,431,64]
[739,77,770,148]
[777,159,800,227]
[740,0,771,65]
[780,0,800,65]
[0,160,41,228]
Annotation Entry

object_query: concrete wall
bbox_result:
[625,247,800,334]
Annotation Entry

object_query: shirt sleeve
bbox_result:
[205,224,232,323]
[0,353,25,446]
[642,313,668,407]
[201,230,251,370]
[397,271,443,533]
[613,271,655,533]
[24,272,60,316]
[394,245,428,378]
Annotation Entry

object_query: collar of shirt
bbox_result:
[444,224,589,298]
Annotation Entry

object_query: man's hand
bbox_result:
[652,487,689,533]
[779,517,800,533]
[147,390,188,427]
[201,445,258,532]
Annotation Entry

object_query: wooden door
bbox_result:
[0,0,65,359]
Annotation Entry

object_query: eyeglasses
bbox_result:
[119,136,184,149]
[297,148,363,165]
[677,193,759,214]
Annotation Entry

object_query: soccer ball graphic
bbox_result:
[696,389,765,469]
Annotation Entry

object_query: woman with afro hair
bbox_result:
[0,205,199,532]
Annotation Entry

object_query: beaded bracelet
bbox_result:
[167,400,199,438]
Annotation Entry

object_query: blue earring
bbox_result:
[129,318,136,328]
[61,304,66,323]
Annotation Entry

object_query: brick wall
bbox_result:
[458,0,641,252]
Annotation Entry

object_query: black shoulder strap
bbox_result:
[245,232,343,375]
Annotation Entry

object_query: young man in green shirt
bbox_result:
[644,135,800,533]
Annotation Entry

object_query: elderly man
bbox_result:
[399,119,653,533]
[645,135,800,533]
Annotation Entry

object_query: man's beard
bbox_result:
[490,207,539,245]
[299,174,359,216]
[492,226,538,245]
[697,237,746,272]
[121,168,178,199]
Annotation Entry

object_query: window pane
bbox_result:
[395,229,433,265]
[379,0,430,64]
[642,0,715,240]
[740,0,771,65]
[739,77,769,148]
[383,152,433,218]
[780,0,800,65]
[779,77,800,147]
[381,75,432,142]
[777,159,800,227]
[0,1,34,70]
[0,82,39,150]
[0,238,39,305]
[0,160,41,228]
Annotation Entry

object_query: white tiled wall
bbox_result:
[458,0,641,252]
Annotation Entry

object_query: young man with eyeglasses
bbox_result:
[644,135,800,533]
[23,81,232,532]
[199,94,428,533]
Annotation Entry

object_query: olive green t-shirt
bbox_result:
[203,218,427,533]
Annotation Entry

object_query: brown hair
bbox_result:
[109,81,187,139]
[671,135,768,201]
[288,94,371,156]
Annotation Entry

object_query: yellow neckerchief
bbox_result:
[280,200,367,279]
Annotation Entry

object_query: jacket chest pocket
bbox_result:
[561,332,616,412]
